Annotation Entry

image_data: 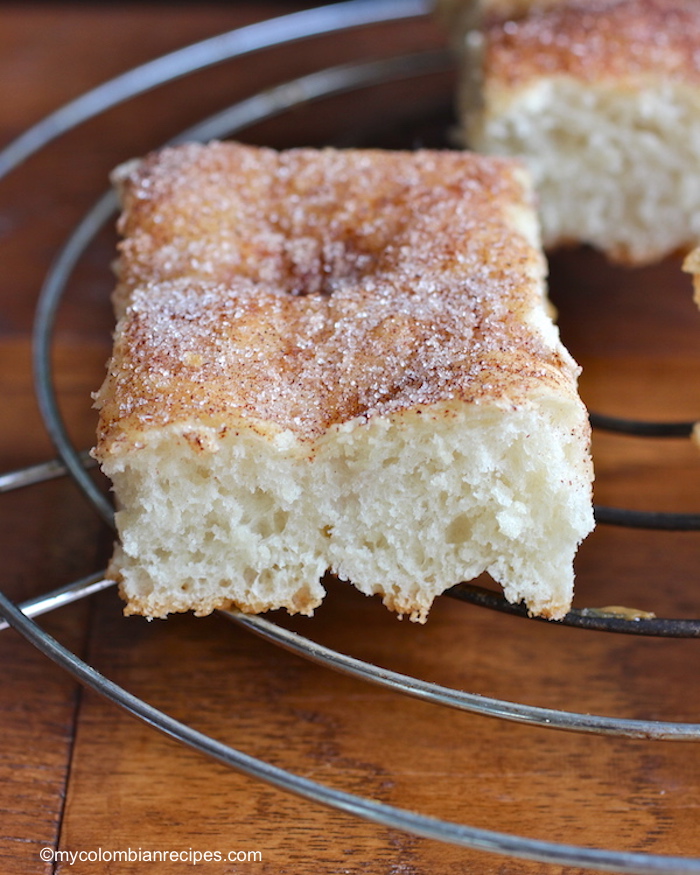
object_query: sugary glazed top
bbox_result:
[94,141,579,449]
[482,0,700,88]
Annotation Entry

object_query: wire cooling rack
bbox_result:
[1,2,700,872]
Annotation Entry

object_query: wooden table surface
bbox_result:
[2,3,700,874]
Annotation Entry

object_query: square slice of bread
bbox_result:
[446,0,700,264]
[93,141,594,622]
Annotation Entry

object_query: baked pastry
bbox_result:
[93,141,594,622]
[445,0,700,264]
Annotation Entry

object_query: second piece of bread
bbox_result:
[447,0,700,265]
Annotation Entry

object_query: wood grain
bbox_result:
[1,4,700,874]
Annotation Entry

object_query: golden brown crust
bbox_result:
[482,0,700,89]
[94,142,577,452]
[118,582,321,620]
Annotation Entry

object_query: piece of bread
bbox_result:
[93,141,594,622]
[446,0,700,265]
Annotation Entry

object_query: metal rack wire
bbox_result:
[1,2,700,872]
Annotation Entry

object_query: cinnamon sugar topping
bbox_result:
[95,142,577,446]
[484,0,700,87]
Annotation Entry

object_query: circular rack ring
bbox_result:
[446,582,700,637]
[589,411,696,438]
[1,589,700,875]
[4,573,700,738]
